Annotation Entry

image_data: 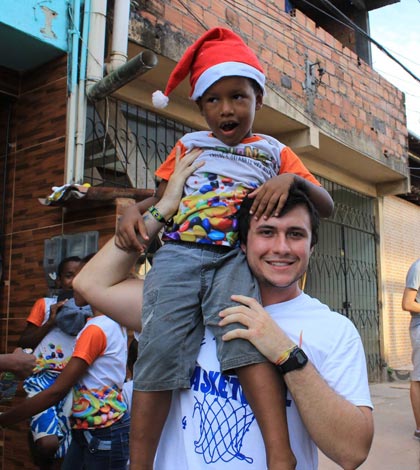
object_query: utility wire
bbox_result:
[175,0,416,148]
[298,0,420,84]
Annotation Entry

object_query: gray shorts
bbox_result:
[134,242,266,391]
[410,322,420,381]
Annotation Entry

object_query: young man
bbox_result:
[402,258,420,439]
[116,27,333,470]
[73,160,373,469]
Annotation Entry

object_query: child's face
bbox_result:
[197,76,263,146]
[57,260,82,289]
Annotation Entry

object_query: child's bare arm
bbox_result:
[115,181,168,252]
[248,174,334,220]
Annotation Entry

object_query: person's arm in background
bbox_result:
[402,288,420,314]
[19,300,67,350]
[73,149,203,331]
[0,348,36,379]
[219,295,373,470]
[0,356,89,427]
[402,261,420,314]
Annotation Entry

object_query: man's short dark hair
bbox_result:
[238,181,320,247]
[57,256,82,277]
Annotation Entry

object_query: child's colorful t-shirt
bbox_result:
[26,297,76,373]
[156,131,319,247]
[71,315,128,429]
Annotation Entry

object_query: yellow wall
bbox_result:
[380,195,420,370]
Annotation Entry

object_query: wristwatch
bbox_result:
[276,346,308,374]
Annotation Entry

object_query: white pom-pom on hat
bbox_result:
[152,90,169,109]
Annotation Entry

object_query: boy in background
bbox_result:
[116,28,333,470]
[19,256,82,470]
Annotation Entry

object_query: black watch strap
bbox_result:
[276,346,308,374]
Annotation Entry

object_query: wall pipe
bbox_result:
[73,0,92,183]
[87,50,158,101]
[86,0,107,90]
[108,0,130,72]
[73,0,158,181]
[65,0,81,183]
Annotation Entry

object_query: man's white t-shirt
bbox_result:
[155,292,372,470]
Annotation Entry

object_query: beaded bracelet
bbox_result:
[147,205,167,224]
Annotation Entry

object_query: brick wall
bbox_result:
[130,0,407,168]
[381,195,420,370]
[0,56,117,470]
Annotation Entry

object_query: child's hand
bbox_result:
[248,174,295,220]
[48,300,67,326]
[161,148,204,209]
[115,205,149,253]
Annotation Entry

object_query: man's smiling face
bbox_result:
[241,204,313,305]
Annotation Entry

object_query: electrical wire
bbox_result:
[221,0,392,95]
[298,0,420,84]
[176,0,207,30]
[173,0,415,147]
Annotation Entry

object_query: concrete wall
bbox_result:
[129,0,407,178]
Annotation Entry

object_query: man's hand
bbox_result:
[9,348,36,379]
[219,294,294,363]
[247,173,295,220]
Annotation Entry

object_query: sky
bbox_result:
[369,0,420,137]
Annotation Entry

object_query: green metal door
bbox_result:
[304,179,382,382]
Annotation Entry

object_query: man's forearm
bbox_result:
[219,297,373,468]
[285,364,373,469]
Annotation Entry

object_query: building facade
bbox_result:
[0,0,413,467]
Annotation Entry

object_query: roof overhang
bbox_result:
[115,44,408,197]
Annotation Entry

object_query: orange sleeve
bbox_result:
[26,298,47,327]
[155,141,188,181]
[279,147,321,186]
[72,324,107,366]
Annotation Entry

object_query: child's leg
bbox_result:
[237,363,296,470]
[129,389,172,470]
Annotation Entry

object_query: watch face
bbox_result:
[295,349,307,366]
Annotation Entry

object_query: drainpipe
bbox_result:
[86,0,107,90]
[75,0,158,180]
[108,0,130,73]
[65,0,81,183]
[74,0,106,183]
[87,50,158,101]
[86,0,158,101]
[73,0,92,183]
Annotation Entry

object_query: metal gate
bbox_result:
[304,178,382,382]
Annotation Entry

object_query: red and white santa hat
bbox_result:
[152,27,266,109]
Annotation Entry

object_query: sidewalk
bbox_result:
[318,382,420,469]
